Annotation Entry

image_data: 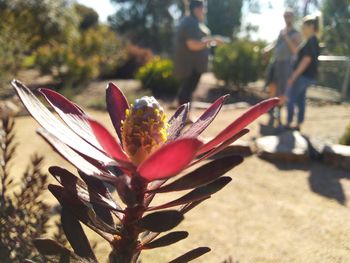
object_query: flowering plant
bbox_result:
[12,79,278,263]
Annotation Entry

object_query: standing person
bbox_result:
[174,0,219,106]
[263,9,301,127]
[285,15,320,131]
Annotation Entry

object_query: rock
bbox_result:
[322,144,350,170]
[255,131,310,162]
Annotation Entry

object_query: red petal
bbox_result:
[87,119,130,163]
[198,98,279,155]
[167,103,189,141]
[37,128,118,183]
[138,138,203,181]
[181,95,228,138]
[192,129,249,165]
[106,82,129,142]
[12,80,115,166]
[39,88,103,150]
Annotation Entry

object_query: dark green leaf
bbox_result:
[142,231,188,249]
[149,156,242,193]
[148,177,232,211]
[138,210,184,232]
[168,247,211,263]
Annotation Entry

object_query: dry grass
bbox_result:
[9,103,350,262]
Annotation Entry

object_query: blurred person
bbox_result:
[263,9,301,127]
[174,0,221,107]
[285,15,320,131]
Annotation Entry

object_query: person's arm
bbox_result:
[288,56,312,86]
[283,31,301,55]
[186,39,210,51]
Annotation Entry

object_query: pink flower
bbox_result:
[12,79,278,262]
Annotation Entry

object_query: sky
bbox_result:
[76,0,286,43]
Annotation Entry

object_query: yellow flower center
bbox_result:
[121,96,168,165]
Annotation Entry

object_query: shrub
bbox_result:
[340,123,350,145]
[136,56,179,97]
[115,43,154,79]
[213,39,264,89]
[34,25,125,87]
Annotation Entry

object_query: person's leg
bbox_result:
[296,77,313,127]
[178,71,201,105]
[286,77,300,127]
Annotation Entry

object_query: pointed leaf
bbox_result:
[148,177,232,211]
[138,210,184,232]
[39,88,102,150]
[49,166,122,213]
[33,238,71,255]
[12,79,115,166]
[49,184,115,242]
[106,82,129,142]
[142,231,189,250]
[149,156,243,193]
[61,207,97,261]
[138,138,203,181]
[87,119,130,163]
[167,103,189,141]
[38,128,118,183]
[179,197,210,214]
[169,247,211,263]
[198,98,279,155]
[181,95,228,138]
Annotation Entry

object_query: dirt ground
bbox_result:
[9,95,350,262]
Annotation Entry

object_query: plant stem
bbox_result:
[110,176,146,263]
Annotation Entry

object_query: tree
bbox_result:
[322,0,350,55]
[74,3,99,31]
[284,0,320,17]
[108,0,179,53]
[207,0,244,38]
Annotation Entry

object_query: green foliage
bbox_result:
[0,117,50,262]
[108,0,179,52]
[116,44,154,79]
[34,25,125,87]
[207,0,243,37]
[74,3,99,31]
[136,57,179,97]
[322,0,350,56]
[340,123,350,146]
[213,39,265,88]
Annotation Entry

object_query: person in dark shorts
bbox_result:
[174,0,220,106]
[285,15,320,131]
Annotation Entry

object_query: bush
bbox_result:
[115,44,154,79]
[340,123,350,146]
[213,39,265,89]
[136,56,179,97]
[34,25,125,87]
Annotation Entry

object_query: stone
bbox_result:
[255,130,310,162]
[322,144,350,171]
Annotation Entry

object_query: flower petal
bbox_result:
[137,138,203,181]
[87,119,130,163]
[181,95,228,138]
[198,98,279,155]
[12,80,115,166]
[37,128,117,183]
[39,88,103,150]
[192,129,249,165]
[106,82,129,142]
[167,103,189,141]
[148,156,242,193]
